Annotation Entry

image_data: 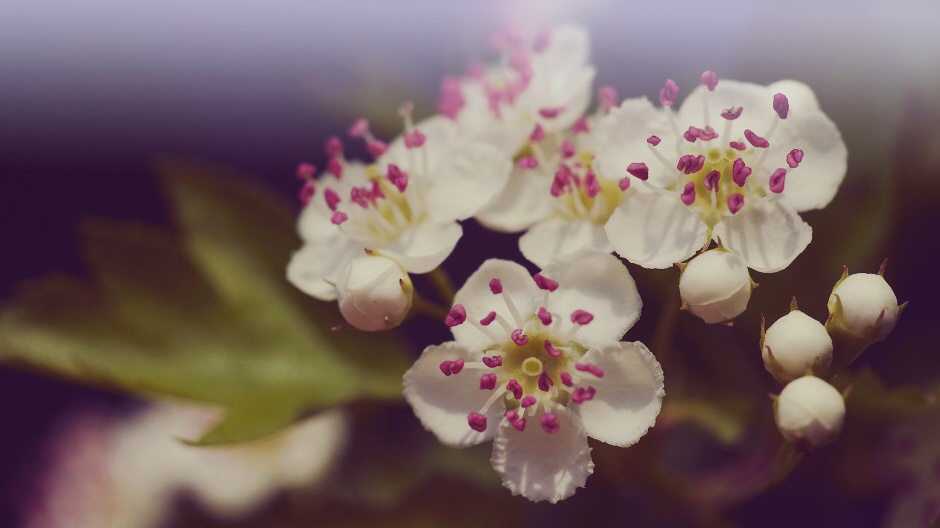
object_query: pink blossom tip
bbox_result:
[538,307,552,325]
[680,182,696,206]
[298,180,316,205]
[295,162,316,180]
[404,129,426,149]
[468,412,487,432]
[627,162,650,181]
[704,170,720,192]
[619,177,631,191]
[786,149,804,168]
[769,168,787,193]
[325,136,343,157]
[480,311,497,326]
[570,309,594,325]
[348,118,369,138]
[511,329,529,346]
[539,107,565,119]
[482,355,503,368]
[647,135,662,146]
[659,79,679,107]
[540,412,560,434]
[732,158,751,187]
[530,123,545,142]
[445,304,467,327]
[575,363,604,378]
[440,359,465,376]
[743,129,770,148]
[537,371,554,392]
[489,278,504,294]
[571,386,597,404]
[573,116,590,134]
[544,339,560,357]
[517,156,539,169]
[506,379,523,399]
[727,193,745,214]
[534,273,559,291]
[480,373,497,390]
[598,85,619,112]
[386,164,409,192]
[700,71,719,91]
[773,93,790,119]
[330,211,348,225]
[721,106,744,120]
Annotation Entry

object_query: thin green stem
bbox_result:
[409,290,449,322]
[427,267,457,304]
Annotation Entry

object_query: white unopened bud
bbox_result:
[337,255,413,331]
[678,249,754,324]
[762,309,833,384]
[774,376,845,449]
[826,270,903,365]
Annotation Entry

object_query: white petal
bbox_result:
[475,167,555,232]
[605,191,708,269]
[714,200,812,273]
[541,249,641,345]
[402,342,501,448]
[592,97,678,187]
[490,406,593,503]
[575,342,664,447]
[376,221,462,274]
[425,141,513,223]
[451,259,538,350]
[519,218,611,269]
[286,239,362,301]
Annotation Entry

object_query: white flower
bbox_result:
[403,249,664,503]
[774,376,845,450]
[337,254,413,331]
[603,73,847,272]
[678,248,754,324]
[826,267,904,365]
[25,402,349,528]
[287,112,511,306]
[762,309,833,384]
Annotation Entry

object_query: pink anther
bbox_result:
[729,141,746,151]
[533,28,552,53]
[534,274,559,291]
[537,371,554,392]
[680,182,696,206]
[572,116,590,134]
[659,79,679,107]
[571,386,596,404]
[721,107,744,120]
[295,162,316,180]
[468,412,487,432]
[540,412,560,434]
[445,304,467,327]
[700,71,719,91]
[690,155,706,174]
[482,355,503,368]
[324,188,341,211]
[744,129,769,148]
[439,359,465,376]
[539,107,564,119]
[727,193,744,214]
[438,76,465,119]
[732,158,751,187]
[521,396,536,408]
[330,211,348,225]
[517,156,539,169]
[511,329,529,346]
[367,140,388,158]
[480,311,497,326]
[404,129,426,149]
[386,164,409,192]
[348,118,369,138]
[538,307,552,325]
[489,278,503,294]
[570,309,594,325]
[544,340,561,357]
[699,126,719,141]
[584,171,600,198]
[619,177,631,191]
[769,168,786,193]
[299,180,316,205]
[530,123,545,142]
[684,126,702,143]
[598,86,619,112]
[704,170,720,192]
[325,136,344,157]
[506,379,523,399]
[560,371,573,387]
[648,135,662,146]
[575,363,604,378]
[561,139,576,159]
[773,93,789,119]
[627,162,649,181]
[480,373,497,390]
[786,149,804,168]
[327,158,343,178]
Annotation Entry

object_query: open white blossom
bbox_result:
[287,112,511,306]
[403,249,664,503]
[603,73,847,272]
[26,402,349,528]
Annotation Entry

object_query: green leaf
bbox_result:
[0,160,411,444]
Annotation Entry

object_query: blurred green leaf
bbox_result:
[0,160,410,444]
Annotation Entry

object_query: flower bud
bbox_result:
[826,269,903,365]
[678,249,754,324]
[774,376,845,450]
[762,309,833,384]
[337,255,413,331]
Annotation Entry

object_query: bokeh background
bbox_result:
[2,1,939,526]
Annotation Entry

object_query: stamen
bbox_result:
[689,155,706,174]
[325,137,343,157]
[721,107,743,120]
[404,129,426,148]
[517,156,539,169]
[544,339,561,357]
[730,141,746,151]
[598,85,619,112]
[680,182,696,205]
[295,162,316,180]
[367,140,388,158]
[537,371,554,392]
[468,412,487,432]
[480,311,497,326]
[584,171,600,198]
[627,162,650,181]
[480,373,497,390]
[327,158,343,178]
[534,274,559,291]
[560,372,574,387]
[572,116,590,134]
[445,304,467,327]
[744,129,770,148]
[571,387,596,404]
[704,170,720,192]
[324,189,341,211]
[482,355,503,368]
[659,79,679,107]
[298,181,316,206]
[700,71,719,91]
[575,363,604,378]
[647,135,662,146]
[540,412,560,434]
[489,278,503,294]
[331,212,348,225]
[539,107,565,119]
[439,359,465,376]
[348,118,369,138]
[538,307,553,325]
[727,193,745,214]
[732,158,751,186]
[438,76,465,119]
[699,126,719,141]
[570,310,594,325]
[619,177,631,191]
[773,93,789,119]
[521,396,536,408]
[684,126,701,143]
[769,168,787,193]
[786,149,804,168]
[386,164,409,192]
[530,123,545,142]
[506,379,523,399]
[561,139,576,158]
[511,329,530,346]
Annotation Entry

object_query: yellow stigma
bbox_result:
[521,357,543,377]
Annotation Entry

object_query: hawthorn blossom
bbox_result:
[25,402,349,528]
[403,249,664,502]
[603,73,847,272]
[287,109,511,306]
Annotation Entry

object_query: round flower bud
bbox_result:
[762,310,833,384]
[337,255,413,331]
[826,271,902,365]
[774,376,845,450]
[678,249,753,324]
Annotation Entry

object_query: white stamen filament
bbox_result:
[500,291,524,327]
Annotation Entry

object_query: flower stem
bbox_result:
[410,290,449,322]
[427,267,457,304]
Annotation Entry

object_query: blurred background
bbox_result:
[2,1,939,526]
